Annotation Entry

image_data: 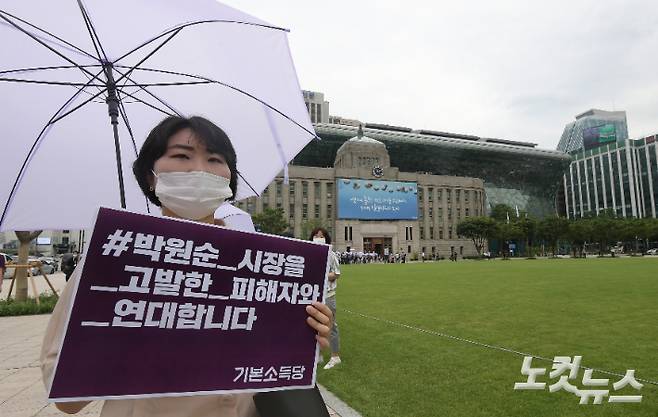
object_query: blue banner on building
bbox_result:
[337,178,418,220]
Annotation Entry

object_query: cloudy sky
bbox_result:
[225,0,658,149]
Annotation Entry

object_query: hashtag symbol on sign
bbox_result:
[101,230,134,257]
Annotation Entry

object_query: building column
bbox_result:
[563,174,570,219]
[319,182,327,220]
[599,156,607,210]
[451,188,458,238]
[282,182,290,226]
[590,158,599,213]
[308,181,316,219]
[634,149,646,218]
[607,153,617,213]
[625,141,638,217]
[644,144,656,218]
[433,188,440,246]
[294,180,303,238]
[255,190,264,214]
[423,186,430,243]
[616,151,627,217]
[583,159,592,213]
[576,162,584,217]
[468,188,476,219]
[569,164,577,218]
[270,183,277,208]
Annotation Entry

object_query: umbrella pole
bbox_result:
[102,62,126,209]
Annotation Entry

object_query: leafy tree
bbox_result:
[566,220,593,257]
[456,217,497,255]
[301,218,329,241]
[646,218,658,242]
[619,217,645,254]
[490,204,514,223]
[516,216,538,257]
[589,214,622,255]
[252,208,288,235]
[537,216,569,256]
[496,222,522,257]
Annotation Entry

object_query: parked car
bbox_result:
[1,253,16,279]
[38,257,58,273]
[646,248,658,256]
[29,256,56,275]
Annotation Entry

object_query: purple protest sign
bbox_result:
[48,207,329,401]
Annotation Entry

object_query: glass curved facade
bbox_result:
[293,124,571,218]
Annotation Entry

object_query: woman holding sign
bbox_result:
[41,116,333,417]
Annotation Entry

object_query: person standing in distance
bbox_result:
[310,227,342,369]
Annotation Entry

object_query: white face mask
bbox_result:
[153,171,232,220]
[313,237,326,244]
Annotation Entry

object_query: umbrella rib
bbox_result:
[113,19,289,65]
[116,91,153,214]
[0,64,107,103]
[236,171,260,198]
[0,64,103,76]
[113,65,319,140]
[50,86,109,125]
[0,78,105,87]
[0,12,104,86]
[120,81,213,87]
[0,72,103,228]
[116,89,177,117]
[115,91,139,157]
[0,9,98,61]
[112,66,182,116]
[76,0,109,62]
[112,28,184,87]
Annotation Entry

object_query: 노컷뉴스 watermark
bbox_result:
[514,356,642,404]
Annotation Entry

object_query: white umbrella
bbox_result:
[0,0,315,232]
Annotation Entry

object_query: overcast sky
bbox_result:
[225,1,658,149]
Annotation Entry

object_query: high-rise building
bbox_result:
[302,90,329,124]
[562,134,658,219]
[557,109,629,153]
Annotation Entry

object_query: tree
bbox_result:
[618,218,644,254]
[566,220,593,257]
[646,218,658,244]
[456,217,497,255]
[537,216,569,256]
[301,218,329,241]
[490,204,514,223]
[590,214,622,255]
[496,222,522,258]
[516,216,538,257]
[14,230,42,301]
[252,208,288,235]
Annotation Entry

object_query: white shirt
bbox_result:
[215,203,255,232]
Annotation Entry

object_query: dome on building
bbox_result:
[334,125,390,169]
[341,125,385,147]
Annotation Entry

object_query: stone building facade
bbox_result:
[236,129,486,258]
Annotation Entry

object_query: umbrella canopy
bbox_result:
[0,0,315,232]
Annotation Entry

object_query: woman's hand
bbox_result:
[305,301,333,349]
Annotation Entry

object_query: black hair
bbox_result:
[309,227,331,245]
[133,116,238,206]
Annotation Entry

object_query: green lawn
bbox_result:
[317,258,658,417]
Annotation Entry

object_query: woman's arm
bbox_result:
[327,252,341,282]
